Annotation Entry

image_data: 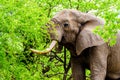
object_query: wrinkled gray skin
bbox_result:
[48,9,120,80]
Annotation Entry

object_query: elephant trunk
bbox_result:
[30,40,57,54]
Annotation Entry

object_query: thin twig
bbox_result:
[52,51,64,63]
[63,47,67,80]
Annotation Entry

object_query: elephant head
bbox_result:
[31,9,105,55]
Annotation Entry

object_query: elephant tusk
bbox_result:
[30,40,57,54]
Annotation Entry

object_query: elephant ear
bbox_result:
[76,13,105,55]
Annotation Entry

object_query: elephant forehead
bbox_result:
[53,10,76,21]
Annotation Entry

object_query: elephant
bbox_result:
[31,9,120,80]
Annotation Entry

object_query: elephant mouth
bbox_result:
[30,40,58,54]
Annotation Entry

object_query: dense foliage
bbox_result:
[0,0,120,80]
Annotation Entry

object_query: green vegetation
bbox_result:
[0,0,120,80]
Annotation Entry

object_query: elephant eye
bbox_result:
[63,23,69,27]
